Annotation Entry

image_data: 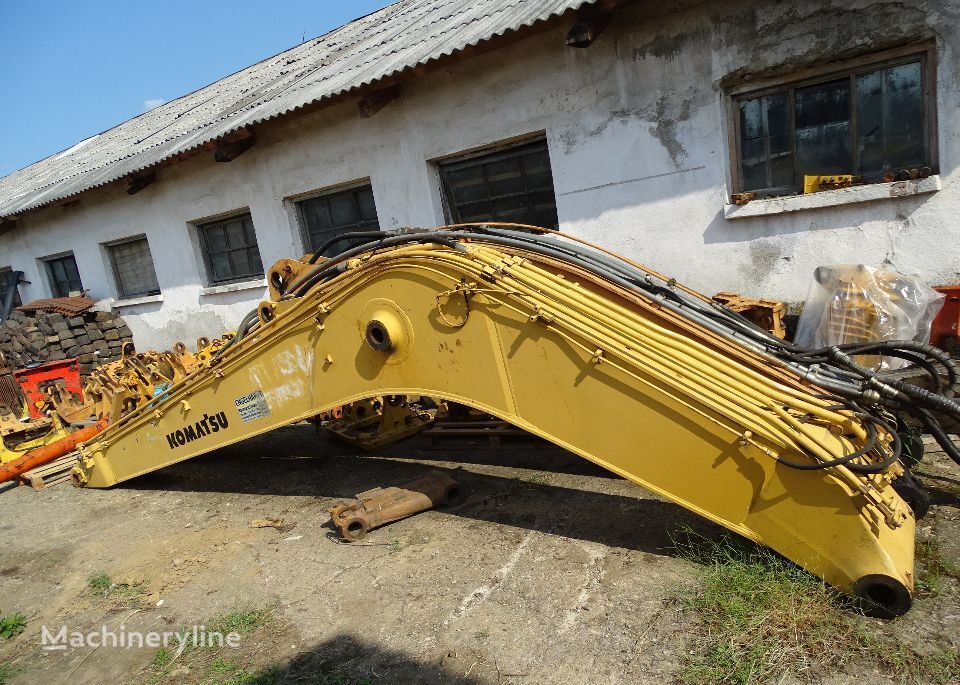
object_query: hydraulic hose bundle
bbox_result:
[240,222,959,476]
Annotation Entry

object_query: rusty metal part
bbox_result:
[322,395,437,451]
[47,381,96,424]
[0,357,24,413]
[329,470,466,541]
[17,296,96,316]
[712,291,787,339]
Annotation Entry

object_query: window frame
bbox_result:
[726,42,938,197]
[293,180,381,256]
[195,212,265,286]
[437,136,559,228]
[104,234,162,299]
[41,252,84,298]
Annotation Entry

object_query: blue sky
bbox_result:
[0,0,391,178]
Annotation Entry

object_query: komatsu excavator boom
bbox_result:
[64,224,960,618]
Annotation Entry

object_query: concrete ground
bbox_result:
[0,424,957,684]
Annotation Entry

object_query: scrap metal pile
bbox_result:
[2,223,960,619]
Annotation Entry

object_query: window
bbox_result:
[197,213,264,285]
[106,236,161,298]
[732,49,936,196]
[43,253,83,298]
[0,267,21,309]
[439,139,559,228]
[297,184,380,257]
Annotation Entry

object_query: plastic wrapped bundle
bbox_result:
[794,265,945,370]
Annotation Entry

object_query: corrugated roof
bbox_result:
[0,0,593,219]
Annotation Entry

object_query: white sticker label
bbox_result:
[235,390,271,423]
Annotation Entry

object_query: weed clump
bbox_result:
[673,529,959,685]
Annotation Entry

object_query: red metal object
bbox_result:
[931,286,960,353]
[14,359,84,419]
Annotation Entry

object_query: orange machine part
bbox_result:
[0,417,108,485]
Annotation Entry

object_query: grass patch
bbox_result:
[915,537,960,597]
[206,606,274,638]
[473,629,490,640]
[0,613,26,639]
[143,605,279,685]
[674,529,960,685]
[150,646,172,671]
[199,657,279,685]
[0,662,22,684]
[86,571,147,603]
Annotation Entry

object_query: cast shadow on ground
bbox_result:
[249,633,488,685]
[122,426,728,558]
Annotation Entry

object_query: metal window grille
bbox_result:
[439,139,559,229]
[107,236,161,298]
[197,213,264,284]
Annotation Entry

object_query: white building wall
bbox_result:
[1,0,958,351]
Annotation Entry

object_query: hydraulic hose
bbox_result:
[916,407,960,466]
[308,231,390,264]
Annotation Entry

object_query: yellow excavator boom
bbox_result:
[71,225,927,617]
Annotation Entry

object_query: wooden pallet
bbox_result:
[422,420,546,448]
[20,453,78,490]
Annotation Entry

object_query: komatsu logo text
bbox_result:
[165,412,229,449]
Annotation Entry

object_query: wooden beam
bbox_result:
[214,129,256,163]
[126,172,157,195]
[566,0,622,48]
[358,85,400,118]
[566,14,612,48]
